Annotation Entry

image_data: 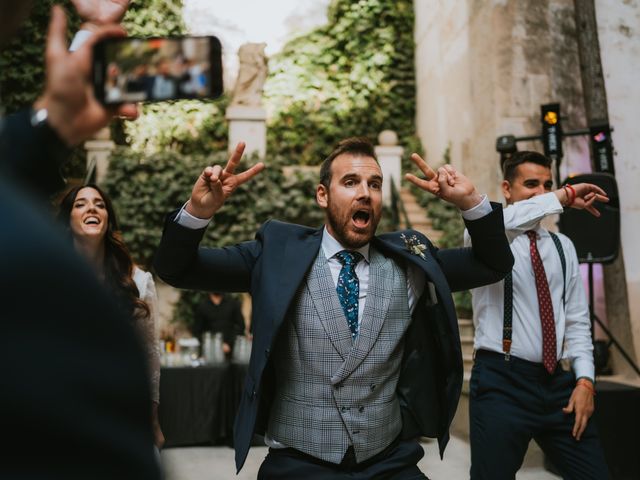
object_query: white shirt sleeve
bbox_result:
[175,203,212,229]
[465,192,563,246]
[501,192,563,242]
[459,194,492,221]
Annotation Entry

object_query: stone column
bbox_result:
[225,106,267,159]
[375,130,404,206]
[84,127,115,184]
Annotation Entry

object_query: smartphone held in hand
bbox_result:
[93,36,223,104]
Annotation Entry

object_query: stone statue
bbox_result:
[231,42,268,107]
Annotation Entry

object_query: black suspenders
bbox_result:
[502,231,566,359]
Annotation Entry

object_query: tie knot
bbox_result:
[336,250,363,267]
[526,230,538,242]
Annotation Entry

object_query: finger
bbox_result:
[572,415,580,439]
[443,164,457,177]
[405,173,440,195]
[410,153,437,180]
[585,205,601,217]
[46,6,69,65]
[587,184,607,197]
[444,165,458,187]
[116,103,139,120]
[562,398,574,414]
[234,162,266,185]
[224,142,246,175]
[593,193,609,203]
[437,167,454,188]
[576,416,588,441]
[209,165,223,183]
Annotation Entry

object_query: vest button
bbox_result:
[359,406,364,413]
[264,348,270,357]
[370,384,376,391]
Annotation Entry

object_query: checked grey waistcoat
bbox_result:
[267,247,411,464]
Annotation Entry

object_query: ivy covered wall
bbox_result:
[266,0,418,164]
[0,1,80,114]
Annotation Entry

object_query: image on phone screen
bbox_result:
[94,36,223,104]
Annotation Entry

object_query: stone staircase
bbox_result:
[399,187,442,243]
[399,187,475,393]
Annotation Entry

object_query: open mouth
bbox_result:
[352,210,371,229]
[83,216,101,226]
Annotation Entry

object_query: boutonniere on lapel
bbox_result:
[401,233,427,260]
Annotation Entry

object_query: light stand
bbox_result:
[584,258,640,376]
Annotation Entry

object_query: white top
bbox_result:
[464,192,594,381]
[133,267,161,403]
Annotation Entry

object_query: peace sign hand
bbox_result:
[186,142,265,219]
[405,153,483,211]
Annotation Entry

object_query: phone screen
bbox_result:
[93,36,223,104]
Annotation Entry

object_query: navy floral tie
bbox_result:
[335,250,363,339]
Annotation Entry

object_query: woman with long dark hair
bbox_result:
[58,183,164,448]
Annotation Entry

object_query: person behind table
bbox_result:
[58,183,164,449]
[465,150,610,479]
[192,292,246,357]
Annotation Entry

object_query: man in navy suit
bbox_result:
[155,138,514,478]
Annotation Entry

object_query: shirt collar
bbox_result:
[523,225,551,239]
[321,226,370,263]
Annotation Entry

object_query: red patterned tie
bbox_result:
[526,230,557,374]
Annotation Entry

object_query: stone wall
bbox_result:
[595,0,640,365]
[414,0,589,201]
[414,0,640,363]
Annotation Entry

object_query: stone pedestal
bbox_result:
[375,130,404,206]
[84,128,114,184]
[226,106,267,159]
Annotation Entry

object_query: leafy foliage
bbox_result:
[122,0,185,37]
[0,1,80,114]
[103,148,330,327]
[265,0,417,164]
[121,96,230,154]
[104,148,326,268]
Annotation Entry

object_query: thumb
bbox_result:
[46,6,69,65]
[562,397,575,414]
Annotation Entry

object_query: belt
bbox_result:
[271,435,401,472]
[475,349,563,378]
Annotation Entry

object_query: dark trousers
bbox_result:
[257,438,429,479]
[469,350,610,480]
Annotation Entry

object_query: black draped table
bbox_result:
[159,361,248,448]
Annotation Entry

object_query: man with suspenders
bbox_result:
[465,151,611,479]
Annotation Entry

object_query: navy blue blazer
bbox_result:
[154,203,513,471]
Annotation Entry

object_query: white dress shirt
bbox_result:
[464,192,594,381]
